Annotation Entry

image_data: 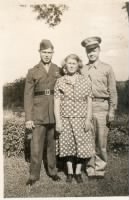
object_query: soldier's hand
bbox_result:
[25,121,35,130]
[108,112,115,123]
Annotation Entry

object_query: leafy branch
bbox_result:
[19,4,69,27]
[122,1,129,20]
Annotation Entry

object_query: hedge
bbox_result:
[107,126,129,153]
[3,118,25,157]
[3,117,129,159]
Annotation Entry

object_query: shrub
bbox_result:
[107,126,129,153]
[3,113,129,158]
[107,114,129,153]
[3,118,25,157]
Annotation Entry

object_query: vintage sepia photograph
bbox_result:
[1,0,129,198]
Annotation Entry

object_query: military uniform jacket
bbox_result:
[24,61,61,124]
[81,60,117,114]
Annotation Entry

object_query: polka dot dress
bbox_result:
[54,74,95,158]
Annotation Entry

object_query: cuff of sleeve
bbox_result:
[25,114,33,122]
[109,109,115,115]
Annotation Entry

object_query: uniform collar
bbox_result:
[38,61,52,74]
[88,59,101,70]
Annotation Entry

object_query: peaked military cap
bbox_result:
[81,36,102,50]
[39,39,54,50]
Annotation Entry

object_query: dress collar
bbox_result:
[64,73,81,85]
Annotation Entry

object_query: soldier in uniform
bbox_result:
[24,39,61,186]
[81,37,117,178]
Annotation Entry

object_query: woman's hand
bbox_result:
[56,120,63,133]
[84,119,92,132]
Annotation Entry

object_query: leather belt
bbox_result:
[34,89,54,96]
[93,97,109,102]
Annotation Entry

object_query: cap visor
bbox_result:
[86,43,99,50]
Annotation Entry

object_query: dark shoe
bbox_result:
[66,174,73,183]
[75,174,83,183]
[96,175,104,179]
[50,175,61,181]
[26,179,38,186]
[88,175,96,180]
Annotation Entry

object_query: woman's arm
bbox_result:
[85,96,92,132]
[87,96,92,121]
[54,97,61,122]
[54,97,62,133]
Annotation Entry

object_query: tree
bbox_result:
[20,4,68,27]
[3,78,25,109]
[122,1,129,20]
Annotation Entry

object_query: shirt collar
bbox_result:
[88,59,101,70]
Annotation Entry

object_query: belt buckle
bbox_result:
[45,89,50,95]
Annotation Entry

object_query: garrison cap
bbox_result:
[81,36,102,50]
[39,39,54,50]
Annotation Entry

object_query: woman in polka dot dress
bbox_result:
[54,54,95,183]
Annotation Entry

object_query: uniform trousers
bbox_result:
[87,100,109,176]
[29,124,57,180]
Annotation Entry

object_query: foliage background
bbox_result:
[3,78,129,113]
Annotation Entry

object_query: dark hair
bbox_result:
[61,54,83,75]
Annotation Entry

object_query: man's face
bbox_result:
[40,48,54,64]
[86,47,100,62]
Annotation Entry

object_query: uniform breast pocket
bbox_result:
[34,74,46,83]
[55,71,61,77]
[53,71,61,79]
[97,72,106,82]
[51,75,58,81]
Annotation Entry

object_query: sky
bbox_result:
[0,0,128,84]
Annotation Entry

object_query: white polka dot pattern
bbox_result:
[54,74,92,117]
[56,117,95,158]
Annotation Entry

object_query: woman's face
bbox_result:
[66,58,79,75]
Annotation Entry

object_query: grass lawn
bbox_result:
[4,152,128,198]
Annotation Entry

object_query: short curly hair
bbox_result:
[61,54,83,75]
